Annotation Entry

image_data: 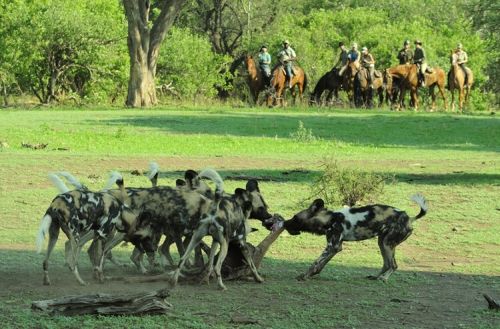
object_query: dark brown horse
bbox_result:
[267,65,307,107]
[242,54,269,104]
[309,68,343,106]
[449,52,473,112]
[353,68,384,107]
[384,64,447,111]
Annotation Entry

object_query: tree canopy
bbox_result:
[0,0,497,108]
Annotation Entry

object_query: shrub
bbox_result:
[310,160,388,207]
[290,121,318,143]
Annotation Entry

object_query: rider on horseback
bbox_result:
[413,40,427,87]
[361,46,376,89]
[334,42,348,74]
[398,40,414,65]
[338,42,360,76]
[258,45,272,86]
[454,43,469,85]
[278,40,297,89]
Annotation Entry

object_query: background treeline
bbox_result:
[0,0,498,109]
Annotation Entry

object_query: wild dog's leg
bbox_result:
[66,234,87,285]
[367,235,390,280]
[172,225,207,286]
[94,232,125,282]
[130,247,148,274]
[159,235,175,267]
[239,241,264,283]
[297,231,343,281]
[201,241,220,284]
[214,237,229,291]
[42,222,60,285]
[372,229,413,282]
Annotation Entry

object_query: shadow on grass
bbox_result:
[153,168,500,186]
[96,112,500,152]
[1,248,498,328]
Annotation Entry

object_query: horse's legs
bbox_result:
[411,87,419,111]
[459,88,464,112]
[429,85,436,111]
[438,83,447,110]
[451,88,456,112]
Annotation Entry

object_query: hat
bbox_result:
[351,42,358,48]
[404,39,410,45]
[260,45,268,50]
[457,43,463,49]
[414,39,422,45]
[339,42,344,47]
[361,46,368,52]
[283,40,290,45]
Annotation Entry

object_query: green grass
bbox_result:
[0,106,499,328]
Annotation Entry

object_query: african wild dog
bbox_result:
[36,172,138,285]
[171,185,265,290]
[276,194,428,281]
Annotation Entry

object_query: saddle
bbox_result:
[358,67,381,80]
[278,64,296,76]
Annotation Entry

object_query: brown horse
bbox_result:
[343,62,360,106]
[384,64,447,111]
[243,54,269,104]
[449,52,473,112]
[354,68,385,108]
[267,64,307,107]
[309,68,343,106]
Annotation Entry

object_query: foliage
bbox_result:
[0,0,127,104]
[289,121,318,143]
[310,160,388,207]
[156,27,232,100]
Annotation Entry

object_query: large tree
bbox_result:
[123,0,186,107]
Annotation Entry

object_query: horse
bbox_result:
[242,54,270,105]
[384,64,447,111]
[353,67,385,108]
[449,52,473,112]
[267,64,307,107]
[343,62,361,106]
[309,68,342,106]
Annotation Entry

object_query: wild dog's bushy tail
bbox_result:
[58,171,86,190]
[199,168,224,199]
[410,194,428,221]
[48,173,70,194]
[36,214,52,253]
[102,171,123,191]
[148,162,160,180]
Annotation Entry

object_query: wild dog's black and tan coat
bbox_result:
[36,182,137,286]
[279,194,428,281]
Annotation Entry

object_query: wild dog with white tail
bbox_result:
[36,172,138,285]
[275,194,428,281]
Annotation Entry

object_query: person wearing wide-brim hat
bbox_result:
[258,45,272,84]
[398,39,414,65]
[413,40,427,87]
[454,42,470,84]
[277,39,297,88]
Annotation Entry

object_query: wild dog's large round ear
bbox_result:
[184,169,200,188]
[246,179,260,192]
[234,188,247,197]
[311,198,325,212]
[176,179,186,187]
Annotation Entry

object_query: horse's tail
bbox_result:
[303,71,308,93]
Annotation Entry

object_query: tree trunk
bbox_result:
[123,0,186,107]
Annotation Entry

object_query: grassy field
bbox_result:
[0,106,499,328]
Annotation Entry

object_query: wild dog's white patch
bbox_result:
[337,208,369,241]
[199,168,224,194]
[411,194,428,212]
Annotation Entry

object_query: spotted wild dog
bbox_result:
[274,194,428,281]
[36,172,138,285]
[171,185,265,290]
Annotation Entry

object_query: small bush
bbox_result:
[290,121,318,143]
[310,160,389,207]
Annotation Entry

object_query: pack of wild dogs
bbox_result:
[36,163,428,290]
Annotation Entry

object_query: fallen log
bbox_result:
[31,289,172,316]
